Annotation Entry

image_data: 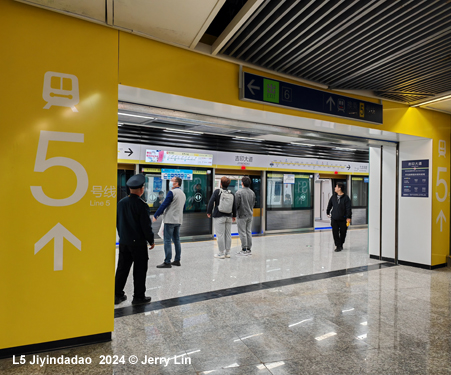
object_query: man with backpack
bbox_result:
[207,176,236,259]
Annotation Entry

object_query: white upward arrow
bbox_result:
[436,210,446,232]
[326,96,335,111]
[35,223,81,271]
[247,79,260,96]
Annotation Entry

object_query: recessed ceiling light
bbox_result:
[118,112,156,120]
[411,94,451,107]
[164,128,203,134]
[334,147,357,151]
[291,142,315,147]
[233,136,263,141]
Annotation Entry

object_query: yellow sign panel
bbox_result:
[295,175,310,179]
[194,170,207,175]
[352,178,363,181]
[142,168,161,173]
[359,103,365,118]
[0,0,117,349]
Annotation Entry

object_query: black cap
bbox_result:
[126,174,145,189]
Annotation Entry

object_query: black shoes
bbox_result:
[114,295,127,305]
[171,261,181,266]
[334,246,343,252]
[132,296,151,305]
[156,262,172,268]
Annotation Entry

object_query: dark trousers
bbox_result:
[331,219,348,247]
[115,244,149,298]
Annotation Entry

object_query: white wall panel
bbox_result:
[381,146,397,259]
[398,140,432,265]
[369,147,381,256]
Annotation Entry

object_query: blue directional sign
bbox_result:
[401,160,429,198]
[241,72,383,124]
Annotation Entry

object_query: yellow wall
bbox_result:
[118,34,451,266]
[0,0,118,349]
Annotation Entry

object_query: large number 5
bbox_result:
[31,131,88,206]
[436,167,448,203]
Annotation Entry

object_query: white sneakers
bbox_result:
[236,250,252,256]
[216,250,251,258]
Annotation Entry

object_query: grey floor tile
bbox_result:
[7,230,451,374]
[115,229,383,306]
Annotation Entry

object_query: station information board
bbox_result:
[402,160,429,197]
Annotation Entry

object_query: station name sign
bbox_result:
[241,72,383,124]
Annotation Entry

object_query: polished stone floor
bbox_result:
[116,228,381,307]
[3,230,451,374]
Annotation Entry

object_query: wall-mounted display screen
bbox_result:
[145,149,213,165]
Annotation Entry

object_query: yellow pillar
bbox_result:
[0,0,118,352]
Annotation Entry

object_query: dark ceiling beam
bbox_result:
[228,0,301,59]
[272,0,384,72]
[327,17,451,87]
[345,38,451,90]
[222,0,279,56]
[292,0,405,78]
[241,0,325,62]
[303,0,439,82]
[253,0,333,65]
[261,0,353,68]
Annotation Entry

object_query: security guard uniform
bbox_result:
[115,174,154,305]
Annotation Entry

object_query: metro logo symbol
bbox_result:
[43,71,79,112]
[263,79,279,103]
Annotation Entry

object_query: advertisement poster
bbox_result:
[146,149,213,165]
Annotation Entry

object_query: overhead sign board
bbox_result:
[241,72,383,124]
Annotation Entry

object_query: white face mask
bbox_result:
[169,182,174,190]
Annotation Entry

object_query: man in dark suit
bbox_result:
[115,174,155,305]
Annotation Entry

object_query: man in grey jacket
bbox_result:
[235,176,256,256]
[153,176,186,268]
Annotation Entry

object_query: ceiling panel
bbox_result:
[15,0,106,22]
[113,0,225,47]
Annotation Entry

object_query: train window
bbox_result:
[267,173,313,210]
[117,169,134,202]
[184,173,208,213]
[351,177,368,207]
[144,174,167,213]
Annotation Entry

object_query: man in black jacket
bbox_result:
[115,174,155,305]
[326,182,352,252]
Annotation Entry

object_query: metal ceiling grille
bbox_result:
[220,0,451,104]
